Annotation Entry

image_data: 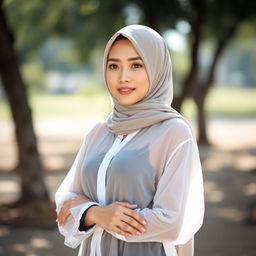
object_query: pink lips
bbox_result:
[117,87,136,95]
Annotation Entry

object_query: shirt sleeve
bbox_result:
[55,123,101,249]
[79,204,98,232]
[108,138,204,245]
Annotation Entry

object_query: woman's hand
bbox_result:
[57,194,92,226]
[85,202,147,237]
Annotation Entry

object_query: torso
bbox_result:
[78,117,193,256]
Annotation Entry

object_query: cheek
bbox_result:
[137,71,150,93]
[106,72,116,90]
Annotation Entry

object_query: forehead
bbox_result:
[108,39,141,58]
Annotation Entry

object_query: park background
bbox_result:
[0,0,256,255]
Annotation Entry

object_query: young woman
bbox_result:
[55,24,204,256]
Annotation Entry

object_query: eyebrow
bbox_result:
[107,57,142,62]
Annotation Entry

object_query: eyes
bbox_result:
[107,62,143,70]
[132,63,143,69]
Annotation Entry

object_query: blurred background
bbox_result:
[0,0,256,255]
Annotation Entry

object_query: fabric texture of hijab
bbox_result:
[103,24,185,135]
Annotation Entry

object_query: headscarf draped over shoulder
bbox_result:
[103,24,184,135]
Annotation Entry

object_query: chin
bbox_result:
[114,96,140,106]
[117,99,137,106]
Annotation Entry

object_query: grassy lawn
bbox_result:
[0,91,111,121]
[182,87,256,118]
[0,87,256,121]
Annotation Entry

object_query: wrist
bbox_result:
[84,205,100,226]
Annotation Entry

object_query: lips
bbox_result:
[117,87,136,95]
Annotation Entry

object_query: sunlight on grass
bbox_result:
[182,87,256,118]
[182,99,197,119]
[30,92,111,119]
[0,91,112,121]
[206,87,256,116]
[0,87,255,120]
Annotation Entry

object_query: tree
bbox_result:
[1,0,255,221]
[0,0,127,223]
[0,0,55,225]
[133,0,256,144]
[190,0,256,144]
[0,0,49,202]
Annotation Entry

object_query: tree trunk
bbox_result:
[0,2,49,202]
[139,3,158,30]
[194,22,239,144]
[172,0,206,112]
[195,92,208,144]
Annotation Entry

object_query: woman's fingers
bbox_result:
[57,195,93,226]
[60,207,72,225]
[118,202,138,209]
[122,206,147,226]
[57,208,70,226]
[121,215,146,235]
[117,202,146,224]
[57,198,74,225]
[115,225,133,237]
[83,201,147,238]
[114,202,147,235]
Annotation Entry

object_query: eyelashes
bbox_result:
[132,63,143,69]
[107,63,143,70]
[108,63,118,70]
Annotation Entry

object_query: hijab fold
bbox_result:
[103,25,184,135]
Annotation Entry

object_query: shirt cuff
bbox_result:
[79,204,99,231]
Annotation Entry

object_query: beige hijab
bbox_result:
[103,24,184,135]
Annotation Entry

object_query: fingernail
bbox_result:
[142,221,147,225]
[141,228,146,233]
[136,231,142,235]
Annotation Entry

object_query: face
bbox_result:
[105,39,149,106]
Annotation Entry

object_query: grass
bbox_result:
[30,92,111,119]
[182,86,256,118]
[0,90,112,121]
[0,86,256,121]
[206,87,256,116]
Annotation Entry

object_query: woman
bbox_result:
[55,24,204,256]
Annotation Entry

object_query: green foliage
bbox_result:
[3,0,129,63]
[4,0,70,54]
[21,61,46,92]
[4,0,256,69]
[3,0,256,98]
[171,49,190,94]
[38,37,82,71]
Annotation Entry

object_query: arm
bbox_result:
[108,138,204,244]
[82,202,147,237]
[55,123,147,247]
[55,124,100,248]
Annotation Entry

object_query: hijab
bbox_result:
[103,24,184,135]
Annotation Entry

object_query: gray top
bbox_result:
[55,118,204,256]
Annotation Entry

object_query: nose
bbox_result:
[119,68,131,83]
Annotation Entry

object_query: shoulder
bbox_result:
[154,117,194,142]
[143,117,196,158]
[83,120,108,142]
[158,118,198,165]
